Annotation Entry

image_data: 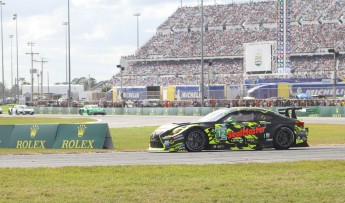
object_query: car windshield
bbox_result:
[197,108,231,122]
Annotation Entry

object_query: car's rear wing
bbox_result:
[278,107,302,119]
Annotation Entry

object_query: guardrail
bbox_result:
[31,106,345,117]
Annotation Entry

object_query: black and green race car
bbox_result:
[149,107,309,152]
[79,105,106,115]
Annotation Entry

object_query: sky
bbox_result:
[1,0,256,87]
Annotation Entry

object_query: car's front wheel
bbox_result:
[274,127,294,150]
[185,129,208,152]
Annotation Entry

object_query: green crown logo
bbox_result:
[30,125,39,138]
[77,124,87,138]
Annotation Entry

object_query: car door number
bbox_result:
[215,127,228,141]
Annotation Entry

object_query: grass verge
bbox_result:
[0,117,96,124]
[0,118,344,153]
[111,124,345,151]
[0,160,344,202]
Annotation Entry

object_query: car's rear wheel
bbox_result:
[185,129,207,152]
[274,127,294,150]
[87,110,91,115]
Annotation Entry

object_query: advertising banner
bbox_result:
[1,123,113,149]
[9,124,58,149]
[53,123,113,149]
[0,125,14,148]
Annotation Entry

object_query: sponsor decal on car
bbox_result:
[228,127,266,139]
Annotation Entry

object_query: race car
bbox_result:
[79,105,106,115]
[149,107,309,152]
[8,105,35,115]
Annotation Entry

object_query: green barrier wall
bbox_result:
[0,125,14,148]
[9,124,58,149]
[0,123,114,149]
[53,123,112,149]
[32,106,345,117]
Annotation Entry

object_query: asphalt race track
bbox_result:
[0,114,344,168]
[1,145,345,168]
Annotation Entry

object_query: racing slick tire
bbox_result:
[273,127,294,150]
[16,110,19,115]
[79,110,83,115]
[184,128,208,152]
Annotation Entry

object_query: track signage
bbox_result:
[0,123,114,149]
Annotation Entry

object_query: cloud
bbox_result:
[80,25,108,40]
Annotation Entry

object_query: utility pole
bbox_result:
[26,42,39,104]
[34,58,47,98]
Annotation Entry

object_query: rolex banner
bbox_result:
[9,124,58,149]
[53,123,114,149]
[0,125,14,148]
[0,123,114,149]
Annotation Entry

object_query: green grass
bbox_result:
[307,124,345,145]
[111,124,345,151]
[0,117,344,202]
[0,160,344,202]
[0,104,16,114]
[0,116,344,153]
[0,117,97,125]
[111,126,157,151]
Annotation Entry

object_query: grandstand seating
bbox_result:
[107,0,345,87]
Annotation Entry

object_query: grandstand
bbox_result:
[107,0,345,97]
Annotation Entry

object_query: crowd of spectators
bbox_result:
[159,1,278,30]
[107,0,345,87]
[99,98,345,109]
[292,0,345,21]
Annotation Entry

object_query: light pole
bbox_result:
[0,1,5,105]
[200,0,205,107]
[67,0,71,107]
[133,13,141,52]
[328,48,339,100]
[116,65,124,107]
[13,14,19,103]
[9,35,13,89]
[63,22,68,83]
